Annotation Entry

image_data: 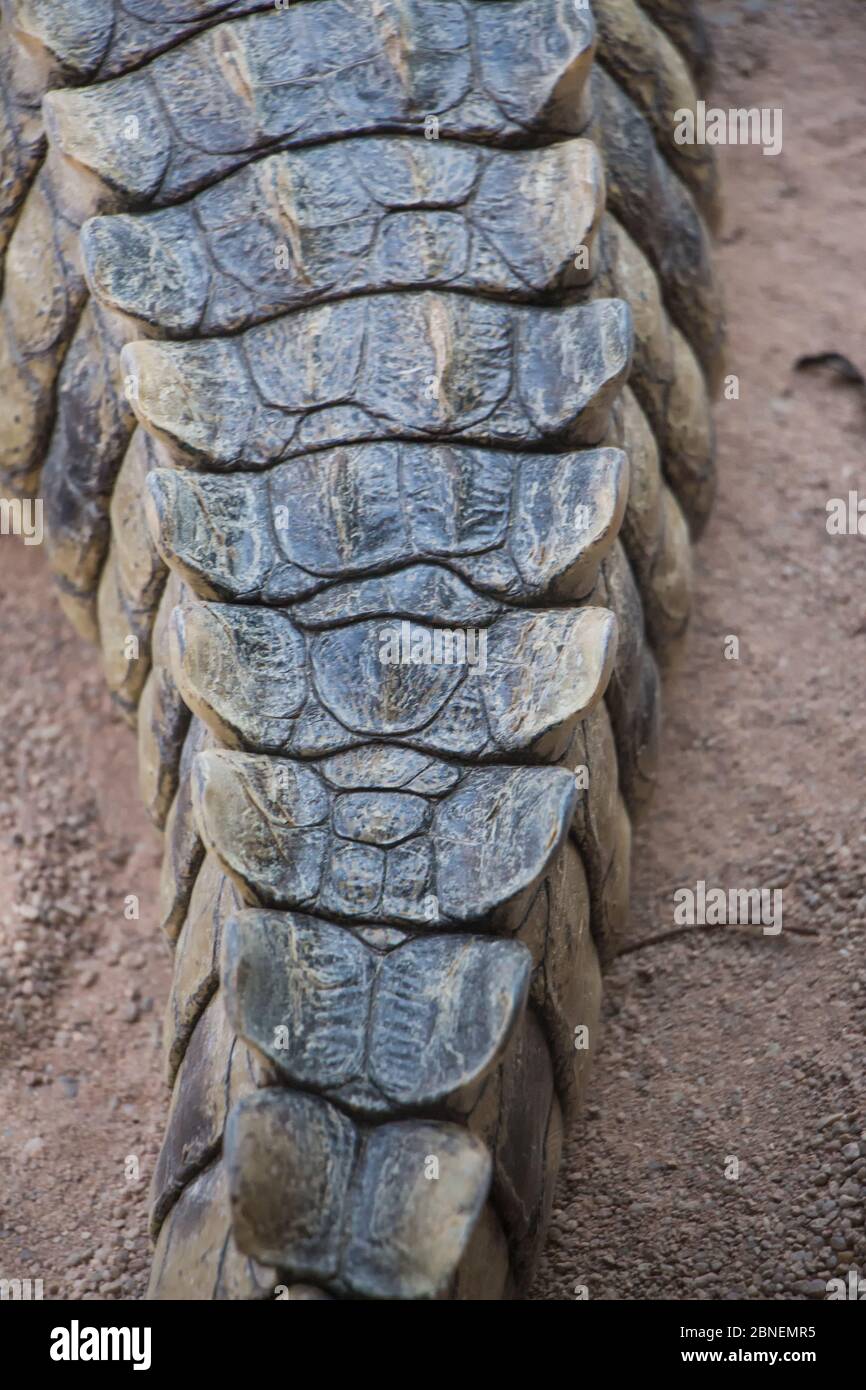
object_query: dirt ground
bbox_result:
[1,0,865,1301]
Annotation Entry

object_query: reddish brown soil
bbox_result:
[0,540,170,1297]
[533,0,866,1301]
[1,0,864,1301]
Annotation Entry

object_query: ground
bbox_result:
[1,0,864,1301]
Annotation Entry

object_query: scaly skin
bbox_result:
[0,0,723,1298]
